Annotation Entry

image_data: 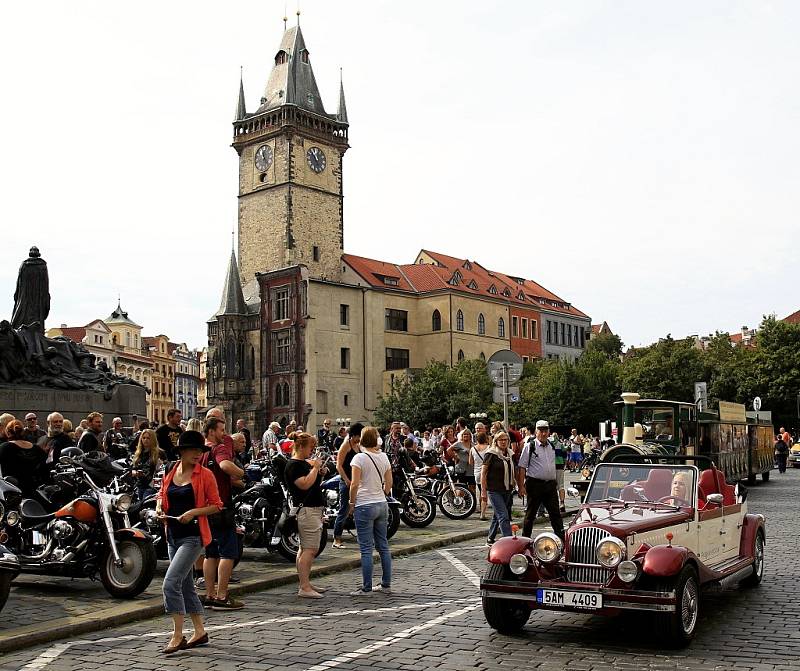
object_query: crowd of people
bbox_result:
[0,406,614,653]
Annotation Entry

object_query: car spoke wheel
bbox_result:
[680,574,699,636]
[741,531,765,587]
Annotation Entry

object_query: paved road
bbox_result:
[2,469,796,671]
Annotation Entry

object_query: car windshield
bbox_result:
[586,464,696,506]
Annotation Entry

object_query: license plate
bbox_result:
[536,589,602,609]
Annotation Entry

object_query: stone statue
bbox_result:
[11,246,50,333]
[1,246,144,395]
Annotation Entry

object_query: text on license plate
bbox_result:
[536,589,602,609]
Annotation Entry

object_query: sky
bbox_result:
[1,1,798,350]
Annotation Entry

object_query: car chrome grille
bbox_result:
[566,526,608,584]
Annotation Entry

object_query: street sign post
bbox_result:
[752,397,762,412]
[694,382,708,412]
[487,350,524,429]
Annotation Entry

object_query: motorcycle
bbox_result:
[0,542,19,615]
[1,454,156,598]
[419,460,476,520]
[321,475,402,540]
[234,454,327,562]
[393,467,437,528]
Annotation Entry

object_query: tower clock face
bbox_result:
[254,145,273,172]
[306,146,327,173]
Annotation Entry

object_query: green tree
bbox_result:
[618,335,705,402]
[749,316,800,428]
[586,332,624,360]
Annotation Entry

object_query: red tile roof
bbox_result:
[342,249,588,318]
[783,309,800,325]
[58,327,87,343]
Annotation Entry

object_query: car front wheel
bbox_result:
[482,564,531,635]
[653,565,699,647]
[740,531,764,587]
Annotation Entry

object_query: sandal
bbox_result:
[332,541,347,549]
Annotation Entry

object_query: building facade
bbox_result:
[174,343,200,420]
[47,320,116,368]
[143,335,175,424]
[208,24,591,434]
[197,348,208,413]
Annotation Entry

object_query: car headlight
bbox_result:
[596,537,626,568]
[509,553,530,575]
[5,510,19,527]
[413,477,429,488]
[114,494,132,512]
[617,560,638,583]
[533,532,563,563]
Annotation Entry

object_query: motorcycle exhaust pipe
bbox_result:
[57,539,89,564]
[20,537,56,562]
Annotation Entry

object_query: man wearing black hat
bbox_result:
[517,420,565,541]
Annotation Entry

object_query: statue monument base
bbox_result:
[0,384,147,429]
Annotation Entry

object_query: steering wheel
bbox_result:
[657,495,689,506]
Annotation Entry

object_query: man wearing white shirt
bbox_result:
[517,420,564,541]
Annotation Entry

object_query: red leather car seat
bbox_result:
[697,468,736,508]
[642,468,674,500]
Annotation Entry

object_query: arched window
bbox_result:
[456,310,464,332]
[225,339,236,377]
[498,317,505,338]
[275,50,288,65]
[432,309,442,332]
[478,313,485,335]
[457,350,465,362]
[250,346,256,379]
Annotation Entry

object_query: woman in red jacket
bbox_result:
[156,430,222,654]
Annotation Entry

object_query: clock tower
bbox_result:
[233,25,349,284]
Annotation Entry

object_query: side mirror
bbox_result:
[567,486,580,498]
[706,493,724,506]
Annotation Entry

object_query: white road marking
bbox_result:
[302,602,481,671]
[14,598,475,671]
[302,549,484,671]
[437,548,481,587]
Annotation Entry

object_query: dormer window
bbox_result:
[275,50,288,66]
[301,49,310,64]
[517,291,525,301]
[502,288,511,297]
[448,270,462,286]
[488,284,498,295]
[463,260,472,271]
[383,276,399,286]
[467,280,478,290]
[306,92,314,105]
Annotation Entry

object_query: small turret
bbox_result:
[234,69,247,121]
[336,69,348,124]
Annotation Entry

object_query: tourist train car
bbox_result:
[579,395,773,488]
[481,394,766,647]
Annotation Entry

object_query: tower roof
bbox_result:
[214,250,248,318]
[105,300,141,327]
[257,25,329,117]
[336,71,348,124]
[235,70,247,121]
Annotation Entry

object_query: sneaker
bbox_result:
[373,585,392,594]
[349,588,373,596]
[211,596,244,610]
[194,576,206,588]
[201,595,218,607]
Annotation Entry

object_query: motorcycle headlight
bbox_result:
[617,560,638,583]
[596,537,626,568]
[114,493,132,512]
[509,553,530,575]
[413,477,429,488]
[5,510,19,527]
[533,532,563,563]
[141,508,159,527]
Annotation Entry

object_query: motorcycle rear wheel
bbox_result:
[100,537,157,599]
[277,523,329,562]
[438,486,476,520]
[400,495,436,528]
[0,572,11,614]
[387,505,401,539]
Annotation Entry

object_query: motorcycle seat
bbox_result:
[20,498,55,526]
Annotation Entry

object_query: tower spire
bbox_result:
[336,68,348,124]
[234,67,246,121]
[216,249,247,317]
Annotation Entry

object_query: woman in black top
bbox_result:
[480,432,516,544]
[332,423,363,548]
[131,428,160,500]
[0,419,46,496]
[284,433,329,598]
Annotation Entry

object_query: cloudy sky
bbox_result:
[1,1,797,350]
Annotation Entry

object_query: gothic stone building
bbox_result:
[207,25,591,434]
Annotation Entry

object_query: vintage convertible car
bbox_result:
[480,459,765,646]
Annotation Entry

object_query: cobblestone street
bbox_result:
[2,468,796,671]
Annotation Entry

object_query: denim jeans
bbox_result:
[333,480,350,538]
[353,501,392,591]
[163,535,204,615]
[487,490,513,541]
